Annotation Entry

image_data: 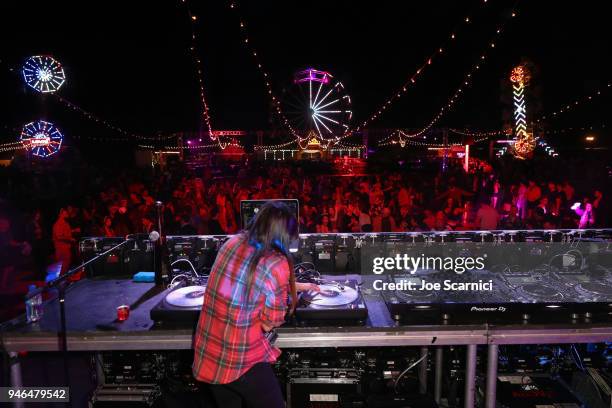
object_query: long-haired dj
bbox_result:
[193,201,318,408]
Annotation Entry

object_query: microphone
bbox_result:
[149,231,160,242]
[126,232,160,242]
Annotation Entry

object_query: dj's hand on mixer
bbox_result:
[296,282,321,293]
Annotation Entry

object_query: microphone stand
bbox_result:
[25,238,135,406]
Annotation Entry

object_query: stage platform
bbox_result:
[2,277,611,408]
[1,277,610,352]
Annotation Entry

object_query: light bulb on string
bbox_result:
[378,13,517,146]
[338,0,500,139]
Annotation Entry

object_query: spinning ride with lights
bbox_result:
[20,120,64,158]
[22,55,66,93]
[281,68,352,149]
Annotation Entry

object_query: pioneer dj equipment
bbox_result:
[300,234,338,273]
[280,347,440,408]
[381,236,612,324]
[101,351,162,384]
[335,234,360,274]
[89,384,161,407]
[150,279,208,325]
[294,279,368,324]
[126,235,156,277]
[360,348,423,396]
[93,350,207,407]
[165,235,226,277]
[287,368,363,408]
[384,269,612,324]
[80,237,130,277]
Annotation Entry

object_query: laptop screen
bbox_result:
[240,199,300,232]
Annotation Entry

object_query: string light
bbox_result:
[0,140,24,148]
[263,149,299,161]
[53,95,177,142]
[226,0,299,140]
[335,141,366,149]
[8,56,174,143]
[179,0,215,139]
[535,82,611,124]
[254,139,297,151]
[348,0,496,136]
[379,129,491,148]
[449,128,509,138]
[540,124,607,135]
[0,143,26,153]
[139,141,242,151]
[380,137,463,148]
[378,14,515,145]
[329,147,363,158]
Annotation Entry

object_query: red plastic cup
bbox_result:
[117,305,130,321]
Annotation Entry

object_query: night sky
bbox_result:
[0,0,610,145]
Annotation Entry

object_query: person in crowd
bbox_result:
[373,207,397,232]
[112,200,132,237]
[475,199,500,230]
[26,209,50,279]
[102,216,115,237]
[499,204,524,230]
[316,214,333,233]
[52,208,76,275]
[592,190,607,227]
[0,213,32,288]
[437,184,473,207]
[573,200,595,229]
[526,180,542,218]
[515,182,528,219]
[178,213,198,235]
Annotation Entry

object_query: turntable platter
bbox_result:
[578,282,612,296]
[393,277,434,301]
[397,289,434,299]
[165,285,206,308]
[303,283,359,307]
[520,284,562,299]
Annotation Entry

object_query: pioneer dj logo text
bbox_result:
[371,254,486,275]
[470,306,506,312]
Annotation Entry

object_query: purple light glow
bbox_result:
[294,68,331,84]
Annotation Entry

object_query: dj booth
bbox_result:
[2,228,612,408]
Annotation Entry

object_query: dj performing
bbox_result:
[372,279,494,292]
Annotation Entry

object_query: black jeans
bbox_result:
[208,362,285,408]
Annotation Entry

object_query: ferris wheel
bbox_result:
[20,120,64,158]
[22,55,66,93]
[281,68,352,142]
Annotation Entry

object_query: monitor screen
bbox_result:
[240,199,300,232]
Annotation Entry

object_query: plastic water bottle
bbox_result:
[25,284,43,323]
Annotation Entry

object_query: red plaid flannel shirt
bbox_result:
[192,234,290,384]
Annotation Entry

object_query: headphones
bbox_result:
[249,238,285,252]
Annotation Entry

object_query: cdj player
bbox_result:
[380,236,612,324]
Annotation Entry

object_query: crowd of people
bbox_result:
[0,155,608,282]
